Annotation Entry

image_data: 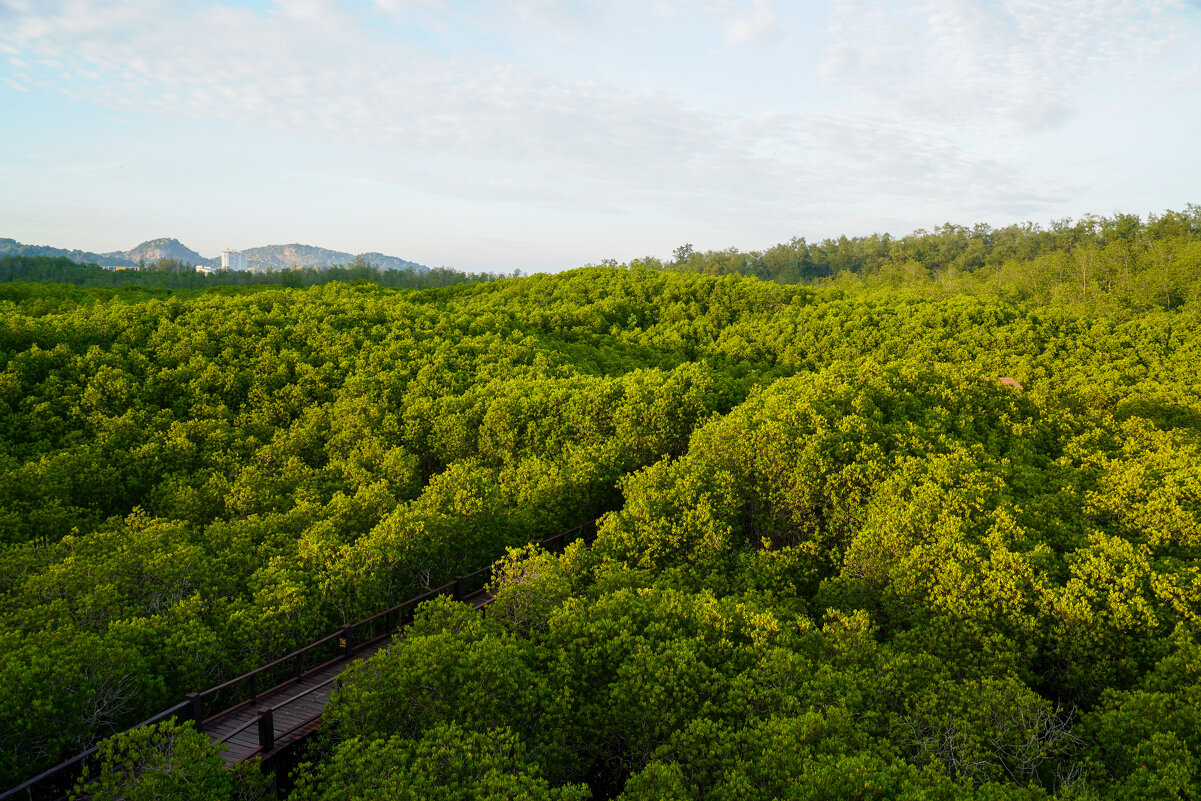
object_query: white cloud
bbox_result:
[820,0,1183,135]
[371,0,586,33]
[1,0,1197,260]
[654,0,783,45]
[723,0,779,44]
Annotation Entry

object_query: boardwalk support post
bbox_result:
[187,692,204,724]
[258,709,274,753]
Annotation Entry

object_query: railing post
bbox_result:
[250,672,257,702]
[258,709,275,753]
[453,575,464,601]
[187,692,204,725]
[341,625,353,661]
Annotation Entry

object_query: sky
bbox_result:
[1,0,1199,273]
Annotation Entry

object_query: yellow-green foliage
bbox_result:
[2,254,1201,798]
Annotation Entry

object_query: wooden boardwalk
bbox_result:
[0,521,599,801]
[204,638,392,764]
[204,588,492,765]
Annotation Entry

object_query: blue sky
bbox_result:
[1,0,1199,272]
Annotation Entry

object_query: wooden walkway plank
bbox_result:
[203,593,498,766]
[204,637,393,765]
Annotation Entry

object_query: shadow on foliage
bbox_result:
[1114,398,1201,432]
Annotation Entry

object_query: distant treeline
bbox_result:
[0,254,496,292]
[641,206,1201,314]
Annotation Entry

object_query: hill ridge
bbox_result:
[0,236,428,272]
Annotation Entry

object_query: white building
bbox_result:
[221,249,248,271]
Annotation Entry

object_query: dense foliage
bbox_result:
[655,207,1201,314]
[70,719,268,801]
[0,268,786,787]
[304,298,1201,800]
[0,254,494,292]
[4,210,1201,798]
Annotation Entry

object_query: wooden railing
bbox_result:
[0,520,599,801]
[0,699,195,801]
[240,520,599,769]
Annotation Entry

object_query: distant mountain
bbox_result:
[0,237,134,267]
[242,244,427,273]
[0,237,428,273]
[357,251,428,273]
[125,238,210,266]
[0,236,210,267]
